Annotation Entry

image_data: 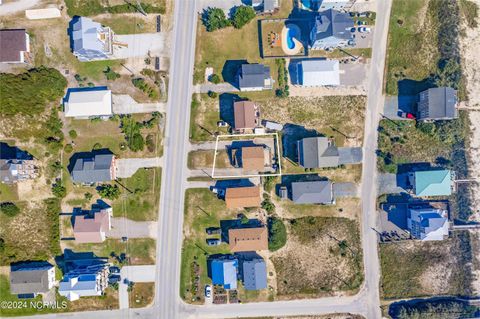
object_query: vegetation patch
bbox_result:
[267,216,287,251]
[388,298,478,319]
[272,217,363,298]
[64,0,165,16]
[129,282,155,308]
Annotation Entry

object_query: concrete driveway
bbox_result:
[116,157,163,178]
[377,173,408,195]
[340,63,368,86]
[333,182,358,197]
[338,147,363,164]
[112,94,166,114]
[383,95,417,119]
[112,33,170,59]
[119,265,156,309]
[107,217,157,239]
[193,83,238,93]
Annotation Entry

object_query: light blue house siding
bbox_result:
[70,16,113,62]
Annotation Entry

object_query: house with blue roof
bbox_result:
[407,207,449,241]
[210,257,238,290]
[409,169,454,197]
[69,16,114,62]
[242,258,267,290]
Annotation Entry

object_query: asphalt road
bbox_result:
[11,0,392,318]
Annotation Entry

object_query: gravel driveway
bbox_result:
[112,94,166,114]
[116,157,163,178]
[107,217,157,239]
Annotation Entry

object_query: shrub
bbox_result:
[130,133,145,152]
[52,181,66,198]
[69,130,78,139]
[231,6,256,29]
[84,192,93,201]
[207,90,218,98]
[202,7,231,31]
[268,216,287,251]
[210,73,221,84]
[132,78,159,100]
[0,202,20,217]
[92,142,103,150]
[389,298,477,319]
[98,184,121,200]
[146,134,155,152]
[261,198,275,214]
[64,144,74,153]
[103,66,120,81]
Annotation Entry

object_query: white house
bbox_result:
[297,59,340,86]
[407,207,449,241]
[64,87,112,119]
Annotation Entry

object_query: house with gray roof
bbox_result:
[69,16,114,62]
[10,262,55,296]
[70,153,116,184]
[237,63,273,91]
[297,59,340,86]
[291,180,334,204]
[417,87,458,121]
[407,207,449,241]
[297,137,339,168]
[309,9,354,50]
[0,143,37,184]
[242,258,267,290]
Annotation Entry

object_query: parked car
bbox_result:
[350,27,356,33]
[109,274,121,284]
[206,238,221,246]
[205,285,212,298]
[217,121,229,127]
[356,12,368,17]
[398,111,416,119]
[206,227,221,235]
[347,39,356,46]
[210,187,225,197]
[356,20,367,25]
[358,27,371,33]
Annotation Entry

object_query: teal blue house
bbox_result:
[410,170,453,197]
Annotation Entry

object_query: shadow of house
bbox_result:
[222,60,248,88]
[276,173,327,199]
[67,16,79,54]
[0,142,33,160]
[213,179,255,200]
[396,78,436,114]
[67,148,114,176]
[388,297,476,319]
[56,249,108,274]
[219,93,243,126]
[219,219,263,244]
[281,123,322,163]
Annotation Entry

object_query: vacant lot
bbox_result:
[112,168,161,221]
[190,94,229,142]
[188,150,230,169]
[0,199,60,265]
[377,113,469,173]
[193,1,292,84]
[385,0,439,95]
[274,197,361,220]
[380,232,473,299]
[64,238,156,266]
[94,13,157,34]
[272,216,363,298]
[129,282,155,308]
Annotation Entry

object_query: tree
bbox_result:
[52,182,66,198]
[103,66,120,81]
[268,216,287,251]
[64,144,74,153]
[0,202,20,217]
[210,73,221,84]
[84,192,93,201]
[129,133,145,152]
[98,184,121,200]
[69,130,78,139]
[202,7,231,31]
[207,90,218,98]
[231,6,256,29]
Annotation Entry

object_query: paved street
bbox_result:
[116,157,163,178]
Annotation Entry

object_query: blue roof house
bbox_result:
[409,169,453,197]
[242,258,267,290]
[69,16,114,62]
[211,258,238,289]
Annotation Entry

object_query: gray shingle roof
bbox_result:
[312,9,354,42]
[10,263,53,294]
[238,64,271,89]
[417,87,458,120]
[71,154,113,183]
[291,180,333,204]
[298,137,340,168]
[242,258,267,290]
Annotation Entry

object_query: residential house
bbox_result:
[59,259,110,301]
[305,0,355,10]
[224,186,262,208]
[241,258,267,290]
[0,29,30,63]
[63,87,112,119]
[233,101,259,133]
[240,146,265,171]
[263,0,279,12]
[0,143,37,184]
[228,227,268,252]
[10,262,55,296]
[297,59,340,86]
[309,9,354,50]
[297,136,339,168]
[291,180,334,204]
[407,207,449,241]
[417,87,458,121]
[70,153,116,184]
[237,63,273,91]
[408,169,454,197]
[210,257,238,289]
[69,16,114,62]
[73,206,112,243]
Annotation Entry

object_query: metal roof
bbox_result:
[312,9,354,42]
[417,87,458,120]
[242,258,267,290]
[414,170,452,197]
[292,180,333,204]
[408,208,449,240]
[64,87,112,118]
[298,59,340,86]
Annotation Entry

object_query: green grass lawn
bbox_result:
[129,282,155,308]
[112,168,161,221]
[94,15,156,35]
[385,0,439,95]
[0,183,18,202]
[180,189,240,304]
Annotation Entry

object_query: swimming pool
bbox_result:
[301,0,319,10]
[286,27,299,49]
